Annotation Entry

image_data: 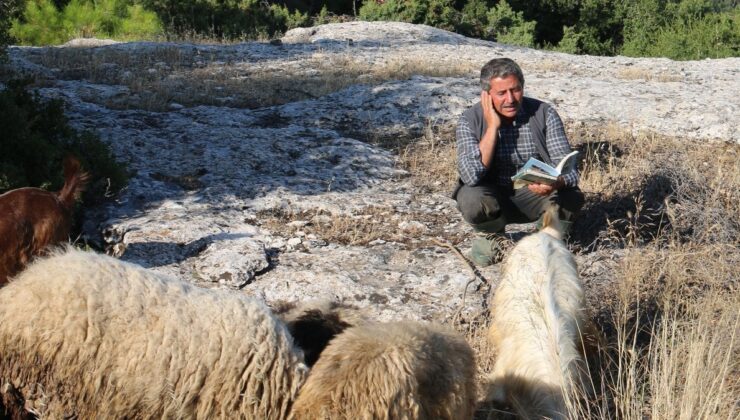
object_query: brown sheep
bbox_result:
[290,321,477,420]
[0,155,88,285]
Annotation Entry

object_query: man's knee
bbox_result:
[455,185,502,225]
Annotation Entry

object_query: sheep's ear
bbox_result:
[540,204,563,240]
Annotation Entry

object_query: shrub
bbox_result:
[1,0,24,56]
[10,0,162,46]
[485,0,535,47]
[560,0,625,55]
[621,0,739,60]
[555,25,580,53]
[141,0,309,40]
[358,0,461,32]
[458,0,493,39]
[0,80,128,203]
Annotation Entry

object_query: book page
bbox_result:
[519,157,559,177]
[555,150,579,174]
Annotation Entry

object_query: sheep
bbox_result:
[0,247,308,419]
[272,299,367,367]
[290,321,477,420]
[0,155,89,286]
[485,205,587,420]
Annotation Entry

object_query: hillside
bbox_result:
[4,21,739,416]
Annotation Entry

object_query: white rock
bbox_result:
[193,239,268,289]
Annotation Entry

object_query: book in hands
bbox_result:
[511,150,579,189]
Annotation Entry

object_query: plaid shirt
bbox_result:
[456,103,579,187]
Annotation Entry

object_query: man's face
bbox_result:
[487,75,523,120]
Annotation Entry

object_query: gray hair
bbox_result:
[480,58,525,91]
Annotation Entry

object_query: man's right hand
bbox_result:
[481,90,501,131]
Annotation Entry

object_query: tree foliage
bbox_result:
[485,0,535,47]
[1,0,24,55]
[622,0,739,59]
[10,0,162,45]
[6,0,738,57]
[140,0,310,40]
[358,0,461,32]
[0,80,128,202]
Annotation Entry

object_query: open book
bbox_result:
[511,150,579,189]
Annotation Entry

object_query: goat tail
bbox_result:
[540,204,564,240]
[58,155,90,209]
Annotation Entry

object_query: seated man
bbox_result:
[453,58,584,266]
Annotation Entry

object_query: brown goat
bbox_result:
[0,156,89,285]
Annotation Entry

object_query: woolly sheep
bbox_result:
[290,321,477,420]
[0,247,308,419]
[486,206,587,420]
[273,299,367,367]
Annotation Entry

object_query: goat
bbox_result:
[0,155,88,285]
[486,205,588,419]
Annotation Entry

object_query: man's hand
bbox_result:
[481,90,501,131]
[527,177,565,196]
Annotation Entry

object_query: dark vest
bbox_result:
[452,97,552,199]
[462,96,552,164]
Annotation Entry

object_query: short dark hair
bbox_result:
[480,58,524,91]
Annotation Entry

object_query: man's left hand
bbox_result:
[527,177,565,196]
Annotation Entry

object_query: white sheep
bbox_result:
[486,206,587,419]
[290,320,477,420]
[0,247,308,419]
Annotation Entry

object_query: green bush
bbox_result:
[555,25,580,54]
[622,0,739,60]
[10,0,162,45]
[1,0,24,56]
[358,0,461,32]
[458,0,493,38]
[141,0,309,40]
[0,80,128,203]
[485,0,535,47]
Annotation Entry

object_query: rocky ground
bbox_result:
[5,21,738,323]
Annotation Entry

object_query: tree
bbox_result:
[485,0,536,47]
[10,0,162,45]
[358,0,461,32]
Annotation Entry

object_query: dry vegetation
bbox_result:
[477,125,738,419]
[384,120,739,419]
[28,46,477,111]
[615,66,684,82]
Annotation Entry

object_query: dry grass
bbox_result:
[256,205,468,248]
[616,67,684,82]
[255,121,467,248]
[412,122,740,418]
[28,47,477,111]
[396,121,459,193]
[569,124,739,249]
[586,243,740,419]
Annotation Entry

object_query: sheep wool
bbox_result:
[486,208,587,420]
[290,321,477,420]
[0,247,308,419]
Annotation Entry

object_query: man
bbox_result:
[454,57,584,267]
